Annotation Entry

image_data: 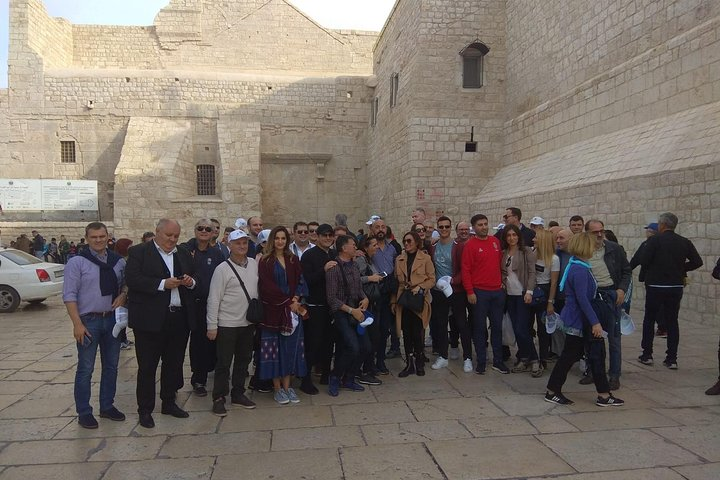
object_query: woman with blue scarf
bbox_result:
[544,233,624,407]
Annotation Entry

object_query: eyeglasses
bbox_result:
[589,229,605,235]
[196,226,213,233]
[295,230,308,234]
[403,239,414,244]
[437,225,451,229]
[502,214,516,220]
[414,228,426,233]
[308,229,317,233]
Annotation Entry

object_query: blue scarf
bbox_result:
[559,256,592,292]
[79,248,122,299]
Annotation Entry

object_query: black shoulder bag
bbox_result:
[225,260,263,324]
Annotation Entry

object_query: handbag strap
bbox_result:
[225,260,252,303]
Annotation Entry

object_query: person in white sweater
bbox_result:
[206,230,259,416]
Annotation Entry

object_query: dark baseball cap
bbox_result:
[316,223,334,235]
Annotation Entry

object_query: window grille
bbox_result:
[60,141,76,163]
[196,164,216,196]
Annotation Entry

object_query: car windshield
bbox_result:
[0,250,43,266]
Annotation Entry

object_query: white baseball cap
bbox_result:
[228,229,248,241]
[435,276,453,298]
[257,229,272,244]
[235,218,248,228]
[529,216,545,226]
[494,223,505,231]
[366,214,382,225]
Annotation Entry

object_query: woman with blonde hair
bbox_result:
[532,230,560,366]
[544,233,624,406]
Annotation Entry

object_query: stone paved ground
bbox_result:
[1,297,719,480]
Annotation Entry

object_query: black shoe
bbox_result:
[376,362,390,375]
[256,380,273,393]
[705,380,720,395]
[139,412,155,428]
[491,362,510,374]
[663,359,678,370]
[300,377,320,395]
[638,354,654,365]
[578,374,594,385]
[356,374,382,386]
[415,355,426,376]
[475,364,486,375]
[78,414,98,429]
[608,376,620,391]
[192,383,208,397]
[544,392,574,405]
[99,406,126,421]
[161,402,190,418]
[212,397,228,417]
[231,393,257,409]
[319,373,329,385]
[596,395,624,407]
[398,355,416,378]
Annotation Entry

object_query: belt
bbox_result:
[168,305,183,312]
[84,311,113,317]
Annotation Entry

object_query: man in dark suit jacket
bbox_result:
[126,218,198,429]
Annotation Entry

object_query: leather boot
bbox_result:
[398,354,416,378]
[415,353,426,376]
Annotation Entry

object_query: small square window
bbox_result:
[61,141,76,163]
[196,164,216,196]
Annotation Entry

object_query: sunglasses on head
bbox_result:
[196,226,213,233]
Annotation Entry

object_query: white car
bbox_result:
[0,248,65,313]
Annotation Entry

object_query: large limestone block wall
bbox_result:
[504,0,720,166]
[368,0,507,228]
[70,0,376,75]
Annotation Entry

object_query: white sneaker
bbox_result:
[448,347,460,360]
[463,358,473,373]
[431,357,448,370]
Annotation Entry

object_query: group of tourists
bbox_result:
[61,208,718,430]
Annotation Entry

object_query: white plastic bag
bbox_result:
[112,306,128,338]
[502,312,516,346]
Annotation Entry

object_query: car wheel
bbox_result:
[0,285,21,313]
[28,299,47,305]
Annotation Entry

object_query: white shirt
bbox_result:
[155,242,182,307]
[536,254,560,285]
[290,241,315,260]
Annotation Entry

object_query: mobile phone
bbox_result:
[380,271,388,277]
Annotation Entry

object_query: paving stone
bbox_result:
[527,466,687,480]
[361,420,472,444]
[160,431,271,457]
[538,429,704,472]
[102,457,216,480]
[0,397,74,419]
[407,396,506,421]
[561,408,680,431]
[0,395,23,411]
[0,417,73,441]
[271,425,365,451]
[219,405,332,432]
[487,393,573,416]
[672,462,720,480]
[427,436,574,479]
[86,435,167,461]
[341,443,444,480]
[332,400,415,425]
[132,412,221,436]
[460,415,538,437]
[635,387,720,407]
[652,425,720,461]
[0,462,109,480]
[372,378,462,402]
[527,415,581,434]
[54,415,139,439]
[652,406,720,426]
[212,449,343,480]
[0,438,101,465]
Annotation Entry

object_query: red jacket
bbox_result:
[461,236,503,293]
[450,238,468,293]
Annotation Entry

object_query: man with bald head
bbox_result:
[126,219,198,429]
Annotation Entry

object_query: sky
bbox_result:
[0,0,395,88]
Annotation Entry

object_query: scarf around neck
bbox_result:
[79,247,122,298]
[559,256,592,292]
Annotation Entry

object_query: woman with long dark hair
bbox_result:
[355,235,387,378]
[500,224,542,377]
[257,226,308,405]
[392,231,435,377]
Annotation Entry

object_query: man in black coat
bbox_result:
[126,218,198,429]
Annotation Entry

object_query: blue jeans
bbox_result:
[471,289,506,367]
[506,295,538,361]
[74,313,121,416]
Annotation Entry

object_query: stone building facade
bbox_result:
[1,0,719,323]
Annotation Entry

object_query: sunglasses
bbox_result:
[414,228,426,233]
[295,230,309,234]
[403,239,414,244]
[437,225,451,229]
[196,226,214,233]
[309,229,317,233]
